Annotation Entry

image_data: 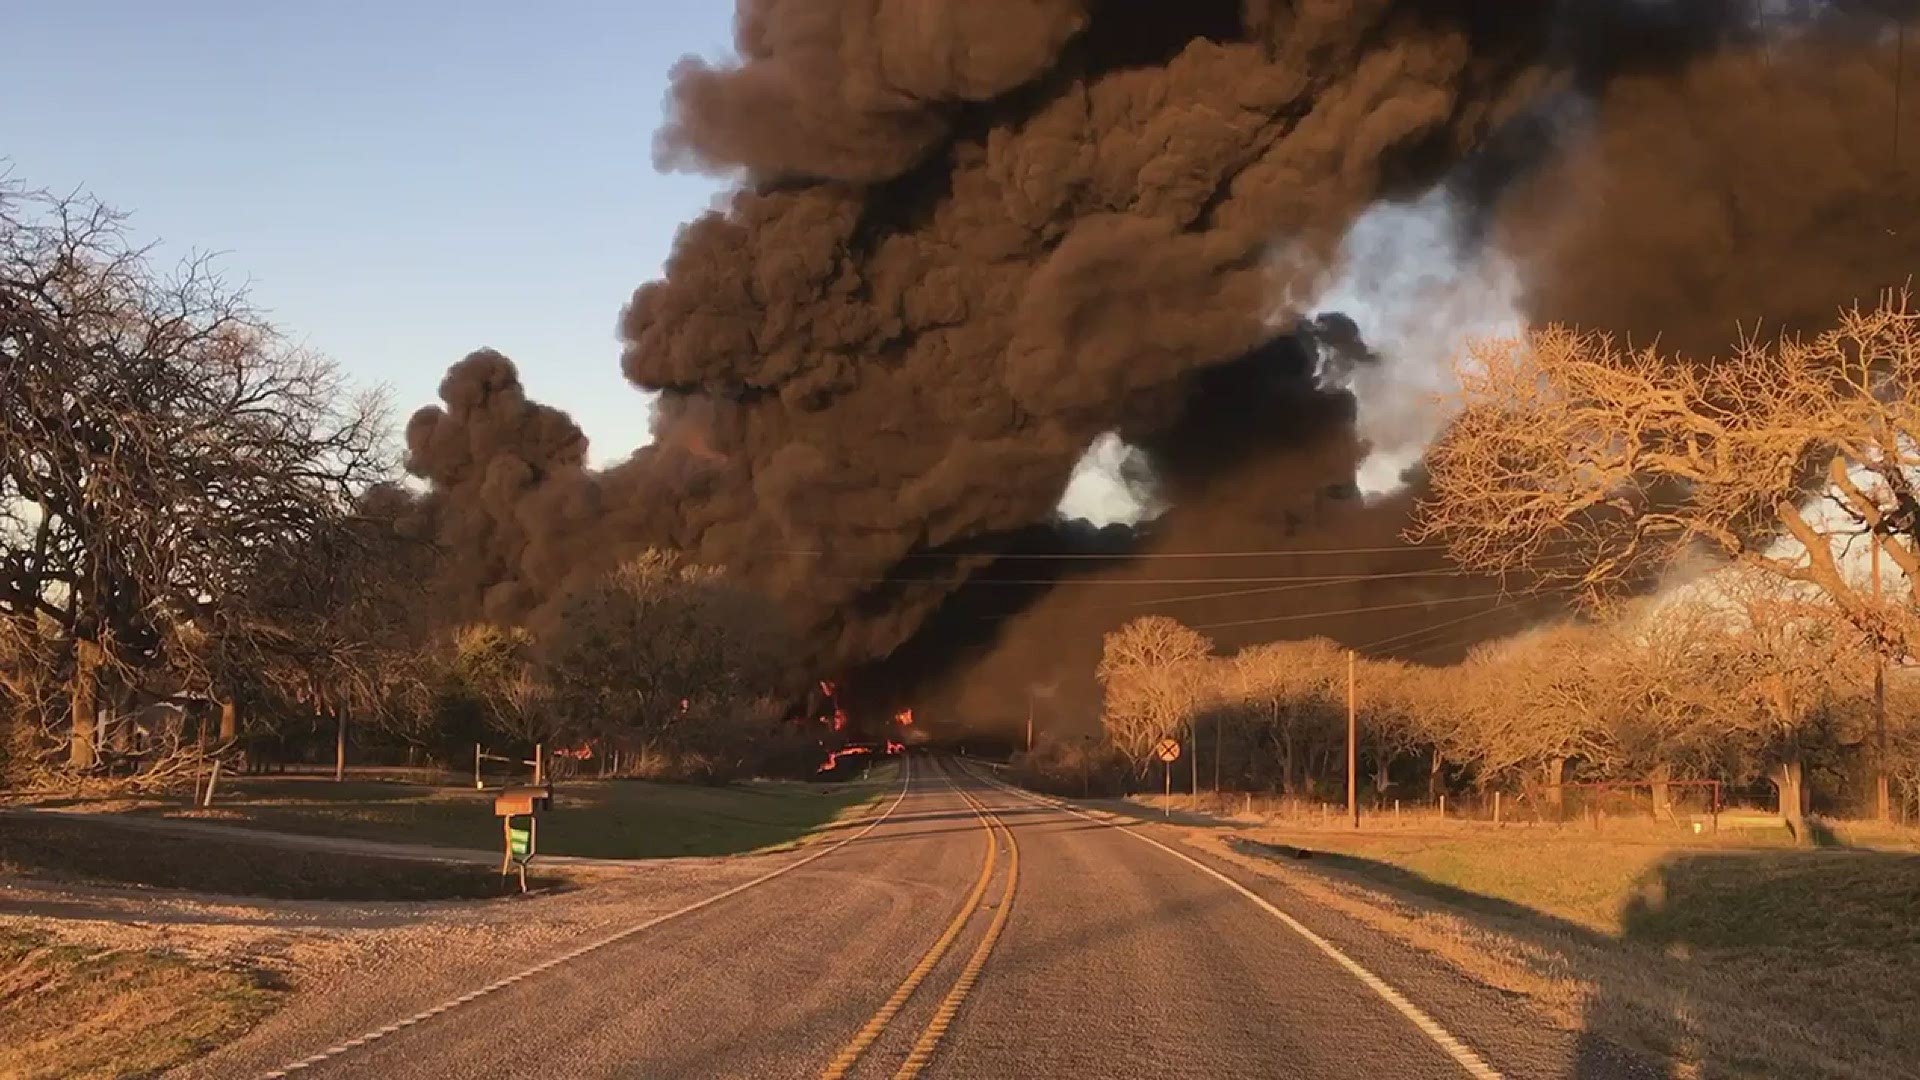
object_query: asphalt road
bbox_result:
[184,756,1630,1079]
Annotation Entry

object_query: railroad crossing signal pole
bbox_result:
[1154,737,1182,819]
[1347,649,1359,830]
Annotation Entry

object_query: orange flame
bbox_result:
[816,745,872,772]
[894,708,914,726]
[885,740,905,755]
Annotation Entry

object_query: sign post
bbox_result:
[1154,737,1182,819]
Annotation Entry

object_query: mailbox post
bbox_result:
[494,785,552,893]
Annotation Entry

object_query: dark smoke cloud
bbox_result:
[405,0,1919,737]
[657,0,1096,182]
[1500,18,1920,356]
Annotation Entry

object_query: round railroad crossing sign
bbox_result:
[1153,737,1182,763]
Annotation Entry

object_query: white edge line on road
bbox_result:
[258,761,916,1079]
[973,768,1502,1080]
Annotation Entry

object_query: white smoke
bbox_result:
[1287,186,1526,498]
[1056,432,1163,525]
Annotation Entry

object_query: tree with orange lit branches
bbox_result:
[1096,615,1213,775]
[1417,293,1920,662]
[1227,638,1345,796]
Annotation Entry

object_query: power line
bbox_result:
[957,567,1492,621]
[1189,590,1510,632]
[781,542,1454,561]
[782,531,1601,566]
[1127,567,1484,609]
[827,570,1475,587]
[1353,597,1533,655]
[962,567,1487,620]
[1396,619,1532,664]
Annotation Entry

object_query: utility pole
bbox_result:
[1190,726,1199,796]
[1213,714,1222,794]
[1347,649,1359,829]
[1875,534,1891,822]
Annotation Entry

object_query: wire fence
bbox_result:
[1148,780,1761,835]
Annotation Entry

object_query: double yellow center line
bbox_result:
[820,760,1019,1080]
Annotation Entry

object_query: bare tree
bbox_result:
[1685,572,1873,837]
[538,550,793,779]
[1599,596,1746,812]
[1885,674,1920,822]
[1418,294,1920,659]
[1457,624,1622,806]
[1097,615,1214,774]
[452,623,551,746]
[1229,638,1344,795]
[1354,657,1440,798]
[1,182,390,775]
[235,492,430,779]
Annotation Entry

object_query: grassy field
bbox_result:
[0,813,561,899]
[1214,814,1920,933]
[0,928,281,1080]
[96,762,903,859]
[1222,818,1920,1079]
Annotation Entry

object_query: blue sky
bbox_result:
[5,1,737,466]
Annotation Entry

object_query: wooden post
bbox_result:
[1163,759,1171,818]
[1439,793,1446,818]
[1394,799,1400,823]
[1494,790,1503,825]
[333,703,347,783]
[475,743,483,790]
[533,743,544,787]
[1346,650,1359,829]
[1874,536,1891,822]
[202,758,223,808]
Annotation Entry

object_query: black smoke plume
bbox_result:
[403,1,1919,736]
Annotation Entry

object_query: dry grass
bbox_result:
[0,928,281,1080]
[0,814,560,899]
[7,763,900,860]
[1211,817,1920,1080]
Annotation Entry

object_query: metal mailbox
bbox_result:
[494,786,552,817]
